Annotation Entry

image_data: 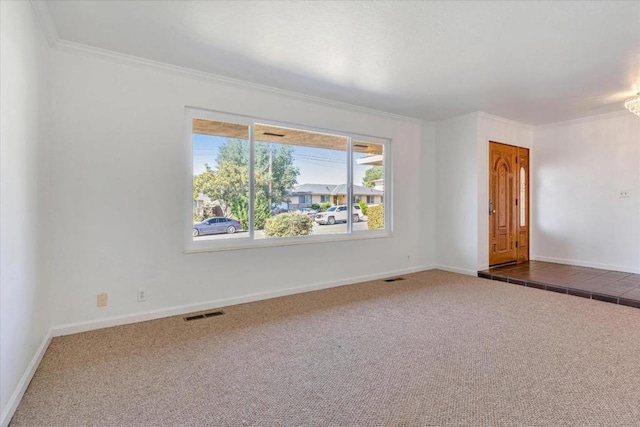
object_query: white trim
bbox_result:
[435,265,478,277]
[477,112,534,130]
[435,111,479,127]
[29,0,59,47]
[436,111,533,130]
[533,110,629,131]
[384,140,393,234]
[347,137,354,234]
[248,125,256,239]
[531,255,640,275]
[52,40,426,125]
[435,110,629,131]
[52,265,436,337]
[185,227,392,254]
[1,331,52,427]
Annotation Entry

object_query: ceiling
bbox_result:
[45,1,640,125]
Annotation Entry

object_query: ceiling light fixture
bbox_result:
[624,92,640,117]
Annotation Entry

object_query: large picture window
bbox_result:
[186,109,390,251]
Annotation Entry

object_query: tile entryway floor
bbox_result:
[479,261,640,309]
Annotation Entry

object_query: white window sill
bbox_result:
[184,229,391,254]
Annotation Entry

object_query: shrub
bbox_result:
[358,200,368,216]
[264,212,314,237]
[231,195,270,230]
[310,203,321,211]
[320,202,332,212]
[367,204,384,230]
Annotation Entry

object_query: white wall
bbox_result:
[49,48,437,332]
[421,124,438,265]
[533,112,640,273]
[435,114,479,274]
[0,2,52,425]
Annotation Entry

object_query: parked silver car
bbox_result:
[193,217,242,236]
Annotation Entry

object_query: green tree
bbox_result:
[216,139,298,204]
[193,164,216,201]
[358,200,368,215]
[230,194,271,230]
[193,138,299,220]
[255,142,298,205]
[363,166,383,188]
[192,162,249,217]
[217,139,249,166]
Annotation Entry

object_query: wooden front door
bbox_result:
[489,141,526,266]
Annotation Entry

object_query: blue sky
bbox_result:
[193,134,374,186]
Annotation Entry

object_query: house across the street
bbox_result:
[288,183,383,210]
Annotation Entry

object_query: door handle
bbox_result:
[489,200,496,215]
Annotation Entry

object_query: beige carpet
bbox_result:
[11,270,640,426]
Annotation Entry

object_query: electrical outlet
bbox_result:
[619,190,630,198]
[137,289,147,302]
[97,293,108,307]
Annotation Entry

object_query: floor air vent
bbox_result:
[384,277,406,283]
[184,310,225,321]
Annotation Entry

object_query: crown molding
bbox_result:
[435,110,627,131]
[435,111,479,127]
[476,111,534,130]
[533,109,630,131]
[29,0,59,47]
[52,40,428,126]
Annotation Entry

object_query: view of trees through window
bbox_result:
[191,116,387,243]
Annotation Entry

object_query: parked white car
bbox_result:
[315,205,364,225]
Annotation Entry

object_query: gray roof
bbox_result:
[290,184,335,195]
[290,183,383,196]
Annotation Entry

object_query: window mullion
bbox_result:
[384,143,390,232]
[347,137,353,234]
[249,124,255,239]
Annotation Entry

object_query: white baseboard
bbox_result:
[1,331,52,427]
[531,256,640,274]
[52,265,437,337]
[435,265,479,276]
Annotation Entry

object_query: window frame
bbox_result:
[184,107,392,253]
